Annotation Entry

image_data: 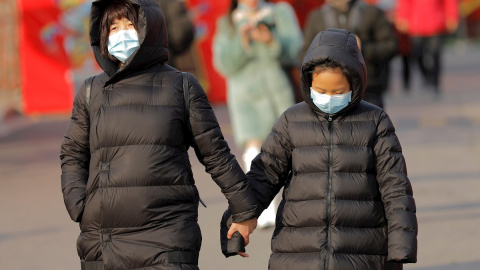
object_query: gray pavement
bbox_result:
[1,42,480,270]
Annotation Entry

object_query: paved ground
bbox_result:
[1,43,480,270]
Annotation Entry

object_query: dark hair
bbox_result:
[304,58,356,88]
[100,0,139,63]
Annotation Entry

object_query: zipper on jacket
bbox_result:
[325,115,333,270]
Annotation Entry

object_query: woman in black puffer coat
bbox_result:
[60,1,257,269]
[221,28,417,270]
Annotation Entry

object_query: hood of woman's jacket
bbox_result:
[301,28,367,117]
[89,0,169,83]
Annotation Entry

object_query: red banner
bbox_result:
[18,0,75,115]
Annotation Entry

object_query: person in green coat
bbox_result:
[213,0,303,228]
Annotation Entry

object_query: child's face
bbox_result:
[109,17,135,36]
[311,68,351,96]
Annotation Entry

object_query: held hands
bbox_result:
[227,218,258,258]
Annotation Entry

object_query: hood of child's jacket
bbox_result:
[301,28,367,116]
[89,0,169,83]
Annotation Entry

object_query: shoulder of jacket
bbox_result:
[283,102,313,119]
[157,70,203,92]
[89,72,108,91]
[353,101,386,120]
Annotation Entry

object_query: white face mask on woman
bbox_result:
[310,88,352,114]
[108,29,140,63]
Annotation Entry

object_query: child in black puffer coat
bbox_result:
[221,28,417,270]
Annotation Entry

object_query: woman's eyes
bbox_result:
[109,21,133,31]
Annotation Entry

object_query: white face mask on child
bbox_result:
[310,88,352,114]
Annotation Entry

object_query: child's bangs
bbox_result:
[105,2,138,27]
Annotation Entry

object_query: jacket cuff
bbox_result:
[230,207,258,223]
[387,245,417,263]
[387,229,417,263]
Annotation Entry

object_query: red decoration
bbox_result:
[17,0,74,115]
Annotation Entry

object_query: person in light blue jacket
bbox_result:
[213,0,303,228]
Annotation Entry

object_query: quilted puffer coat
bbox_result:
[222,28,417,270]
[60,1,257,269]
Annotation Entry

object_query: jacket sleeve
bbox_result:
[212,17,253,77]
[186,73,257,222]
[60,84,90,222]
[274,3,304,67]
[160,0,195,55]
[374,112,417,263]
[246,112,292,214]
[361,7,398,62]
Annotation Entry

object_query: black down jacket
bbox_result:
[60,1,257,269]
[221,29,417,270]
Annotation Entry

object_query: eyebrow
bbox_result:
[314,87,347,92]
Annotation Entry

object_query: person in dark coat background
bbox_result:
[301,0,398,109]
[221,28,417,270]
[155,0,195,69]
[60,1,257,269]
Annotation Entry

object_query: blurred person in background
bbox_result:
[395,0,459,96]
[301,0,398,109]
[155,0,195,69]
[212,0,303,229]
[60,1,257,269]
